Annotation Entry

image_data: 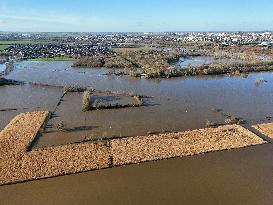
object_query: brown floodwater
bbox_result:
[3,61,273,147]
[1,61,273,204]
[0,83,63,130]
[0,141,272,205]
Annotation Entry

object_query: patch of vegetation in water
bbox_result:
[72,55,134,68]
[82,90,92,112]
[63,84,88,93]
[40,45,273,79]
[82,90,144,111]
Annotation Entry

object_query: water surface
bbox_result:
[1,61,273,205]
[176,56,244,68]
[4,61,273,147]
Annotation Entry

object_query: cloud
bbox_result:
[0,19,7,25]
[0,3,122,31]
[0,13,100,26]
[0,12,122,32]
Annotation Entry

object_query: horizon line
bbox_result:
[1,30,273,33]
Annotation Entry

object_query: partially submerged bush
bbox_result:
[63,84,87,93]
[56,121,65,131]
[205,120,218,128]
[106,70,128,76]
[72,55,133,69]
[224,116,239,125]
[4,62,14,74]
[133,95,143,106]
[72,56,104,67]
[82,90,91,112]
[92,98,110,109]
[104,56,133,68]
[255,77,267,85]
[90,94,143,110]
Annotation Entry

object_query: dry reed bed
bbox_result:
[111,125,265,165]
[0,112,110,185]
[0,112,266,185]
[252,123,273,139]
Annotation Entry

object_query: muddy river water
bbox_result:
[0,61,272,204]
[3,61,273,147]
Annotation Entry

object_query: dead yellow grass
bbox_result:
[0,112,110,185]
[111,125,265,165]
[0,112,266,185]
[253,123,273,139]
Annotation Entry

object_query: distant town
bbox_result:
[0,32,273,61]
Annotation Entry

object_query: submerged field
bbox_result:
[1,61,273,146]
[0,60,273,204]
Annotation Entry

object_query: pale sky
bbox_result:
[0,0,273,32]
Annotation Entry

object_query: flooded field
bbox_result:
[0,84,62,130]
[1,60,273,204]
[176,56,244,68]
[2,61,273,147]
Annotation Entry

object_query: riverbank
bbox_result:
[27,56,75,61]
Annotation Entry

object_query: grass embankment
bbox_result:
[27,56,75,61]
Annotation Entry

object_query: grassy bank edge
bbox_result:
[27,56,75,61]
